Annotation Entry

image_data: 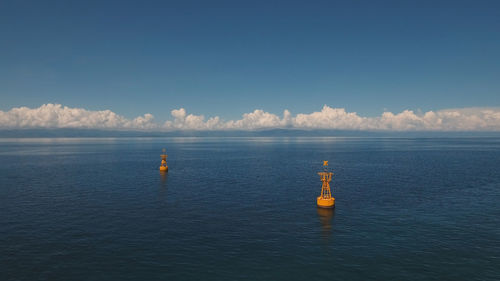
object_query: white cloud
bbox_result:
[1,103,500,131]
[163,108,291,130]
[0,104,157,130]
[163,108,224,130]
[225,109,291,130]
[294,105,367,129]
[371,107,500,131]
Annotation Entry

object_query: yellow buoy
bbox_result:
[159,148,168,172]
[317,161,335,208]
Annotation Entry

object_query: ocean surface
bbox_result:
[0,137,499,281]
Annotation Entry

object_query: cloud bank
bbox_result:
[1,103,500,131]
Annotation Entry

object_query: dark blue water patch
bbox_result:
[0,137,499,280]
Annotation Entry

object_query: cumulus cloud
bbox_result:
[0,104,157,130]
[162,108,291,130]
[293,105,500,131]
[163,108,224,130]
[294,106,367,129]
[1,103,500,131]
[225,109,292,130]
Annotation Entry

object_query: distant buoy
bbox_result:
[160,148,168,172]
[317,161,335,208]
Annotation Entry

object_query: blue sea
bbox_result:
[1,137,499,280]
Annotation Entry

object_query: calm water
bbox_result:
[1,137,499,280]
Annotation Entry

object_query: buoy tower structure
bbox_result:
[317,161,335,208]
[159,148,168,172]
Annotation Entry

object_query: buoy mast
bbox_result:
[317,161,335,208]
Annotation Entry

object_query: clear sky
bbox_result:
[1,0,499,121]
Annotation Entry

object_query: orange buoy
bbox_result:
[159,148,168,172]
[317,161,335,208]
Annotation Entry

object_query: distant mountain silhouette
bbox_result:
[1,128,499,138]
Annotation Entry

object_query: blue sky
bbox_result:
[1,0,499,122]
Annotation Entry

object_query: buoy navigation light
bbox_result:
[160,148,168,172]
[317,161,335,208]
